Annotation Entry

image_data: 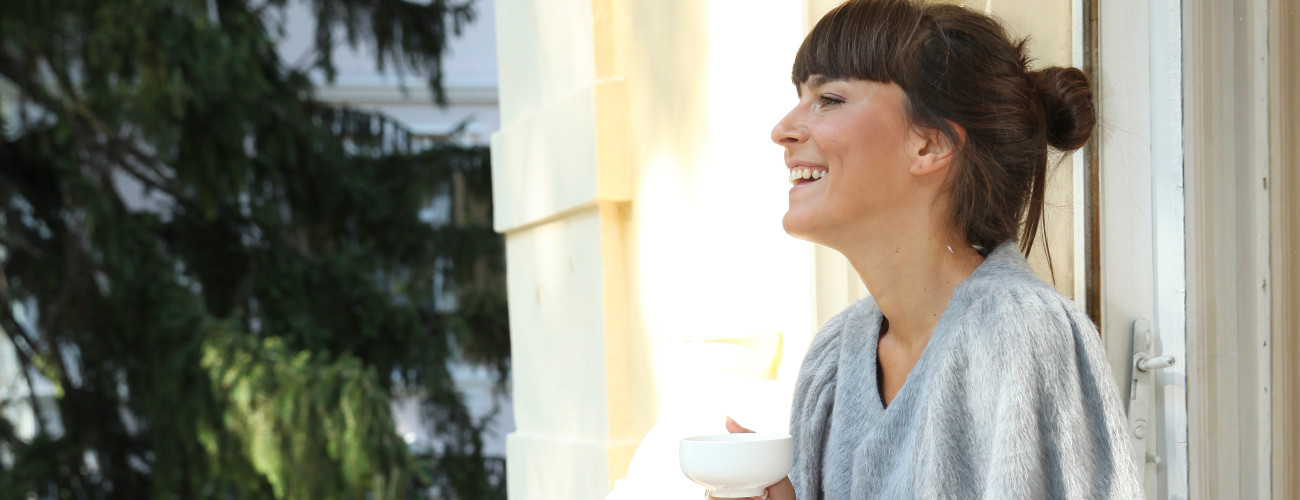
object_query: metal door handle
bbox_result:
[1126,318,1173,498]
[1137,354,1176,372]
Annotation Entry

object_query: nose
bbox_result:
[770,106,808,146]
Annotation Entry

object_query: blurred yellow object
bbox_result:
[684,333,784,381]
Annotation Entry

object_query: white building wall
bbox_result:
[275,0,501,140]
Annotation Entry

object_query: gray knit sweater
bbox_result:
[788,242,1142,499]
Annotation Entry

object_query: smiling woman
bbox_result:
[715,1,1142,499]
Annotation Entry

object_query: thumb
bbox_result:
[725,416,754,433]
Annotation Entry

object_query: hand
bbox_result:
[705,418,797,500]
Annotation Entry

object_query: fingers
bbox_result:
[714,420,781,500]
[766,477,796,500]
[725,416,754,434]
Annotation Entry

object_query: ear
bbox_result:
[909,122,964,177]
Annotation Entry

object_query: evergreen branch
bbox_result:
[1,0,509,495]
[17,231,78,407]
[0,232,44,260]
[36,200,96,361]
[48,83,186,204]
[290,46,320,72]
[0,304,48,437]
[39,39,83,117]
[249,0,282,18]
[0,51,186,203]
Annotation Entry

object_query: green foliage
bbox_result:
[0,0,508,498]
[201,326,409,500]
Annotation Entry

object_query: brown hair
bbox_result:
[793,0,1095,262]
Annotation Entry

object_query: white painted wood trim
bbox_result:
[1097,0,1190,496]
[1146,0,1189,497]
[1248,0,1274,493]
[315,82,499,105]
[1070,0,1087,311]
[1268,0,1300,493]
[1096,0,1154,406]
[1182,0,1274,496]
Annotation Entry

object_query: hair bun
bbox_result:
[1030,67,1095,151]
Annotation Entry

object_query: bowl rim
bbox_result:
[680,433,792,442]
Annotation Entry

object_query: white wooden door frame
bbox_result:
[1094,0,1190,498]
[1182,0,1276,498]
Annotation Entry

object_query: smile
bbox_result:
[788,167,827,185]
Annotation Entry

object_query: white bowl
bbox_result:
[679,433,793,498]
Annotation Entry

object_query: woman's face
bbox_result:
[771,77,927,249]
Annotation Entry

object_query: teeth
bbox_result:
[788,167,827,184]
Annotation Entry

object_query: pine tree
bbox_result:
[0,0,509,498]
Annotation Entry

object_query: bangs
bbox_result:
[792,0,926,88]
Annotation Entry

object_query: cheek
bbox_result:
[826,142,912,216]
[819,113,899,165]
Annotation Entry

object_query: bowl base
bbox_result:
[708,488,765,498]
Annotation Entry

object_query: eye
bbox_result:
[817,94,844,107]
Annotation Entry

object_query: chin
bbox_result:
[782,211,828,246]
[781,215,800,239]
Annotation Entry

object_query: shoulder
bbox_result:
[800,296,879,365]
[943,245,1128,437]
[811,296,879,346]
[794,296,880,383]
[950,243,1098,366]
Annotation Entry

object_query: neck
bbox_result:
[842,228,984,348]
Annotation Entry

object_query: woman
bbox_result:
[719,1,1141,498]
